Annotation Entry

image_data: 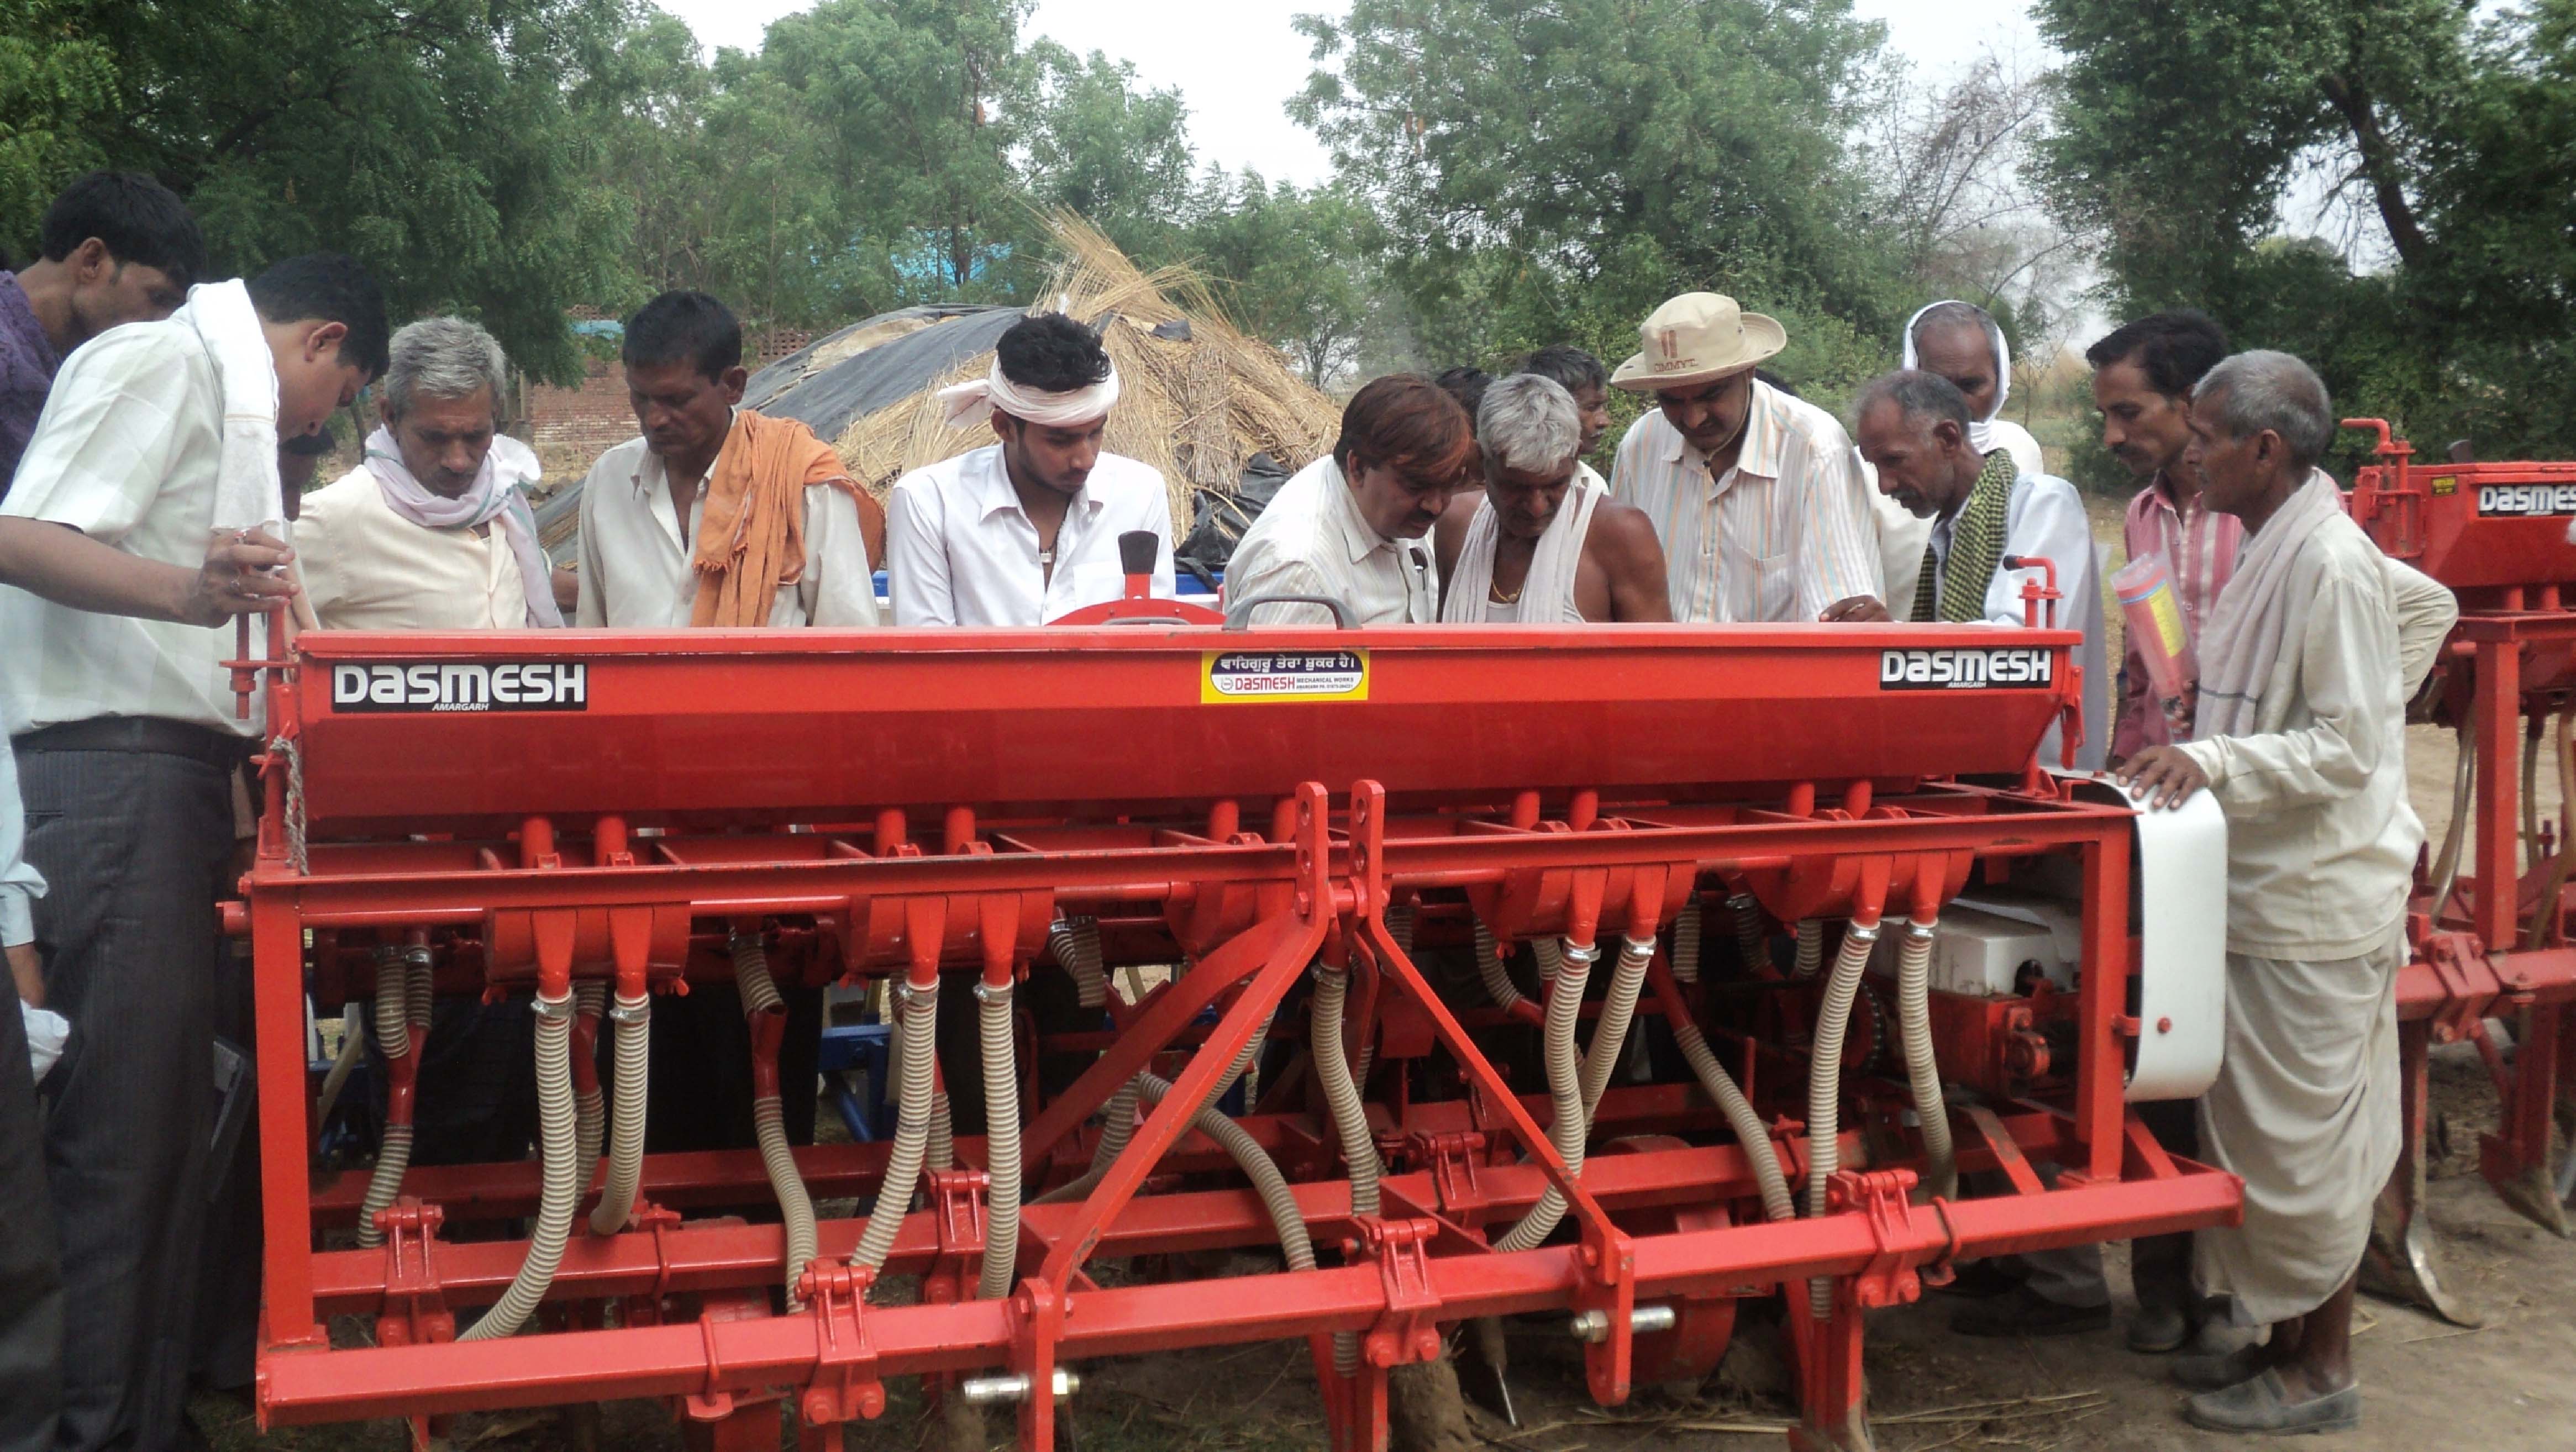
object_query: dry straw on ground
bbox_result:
[830,212,1341,532]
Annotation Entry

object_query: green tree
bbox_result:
[1292,0,1900,387]
[1,0,643,384]
[1181,173,1384,385]
[1021,45,1196,264]
[2025,0,2576,463]
[0,0,120,250]
[759,0,1031,302]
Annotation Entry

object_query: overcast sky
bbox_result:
[653,0,2049,185]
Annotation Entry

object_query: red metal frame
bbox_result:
[2344,420,2576,1268]
[233,618,2233,1452]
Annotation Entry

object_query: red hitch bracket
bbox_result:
[371,1198,453,1349]
[1828,1169,1929,1309]
[922,1169,992,1306]
[1352,1216,1445,1369]
[1407,1130,1489,1224]
[792,1263,886,1427]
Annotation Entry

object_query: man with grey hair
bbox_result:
[2116,350,2454,1435]
[297,314,563,629]
[1834,369,2107,769]
[1434,373,1668,622]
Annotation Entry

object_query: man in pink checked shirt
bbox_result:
[2089,310,2237,764]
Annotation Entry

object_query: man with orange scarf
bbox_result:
[573,290,882,629]
[570,290,879,1157]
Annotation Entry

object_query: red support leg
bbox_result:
[254,890,323,1356]
[2365,1018,2481,1322]
[2484,1001,2572,1235]
[1787,1277,1872,1452]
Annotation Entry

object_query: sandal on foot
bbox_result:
[2183,1369,2359,1436]
[2172,1344,2270,1393]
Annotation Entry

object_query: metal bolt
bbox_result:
[957,1367,1079,1404]
[1567,1303,1678,1343]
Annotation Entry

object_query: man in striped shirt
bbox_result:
[2091,311,2238,762]
[1607,293,1883,622]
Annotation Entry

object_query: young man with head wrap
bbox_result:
[887,312,1173,625]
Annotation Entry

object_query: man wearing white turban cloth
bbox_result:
[890,312,1174,625]
[1868,301,2046,618]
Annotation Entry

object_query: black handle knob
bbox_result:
[1118,529,1158,577]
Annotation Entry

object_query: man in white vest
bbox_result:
[1434,374,1669,623]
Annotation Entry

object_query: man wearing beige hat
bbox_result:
[1607,293,1883,622]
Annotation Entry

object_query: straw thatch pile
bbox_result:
[830,214,1340,531]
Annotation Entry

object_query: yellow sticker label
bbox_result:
[1201,648,1369,703]
[2430,474,2457,496]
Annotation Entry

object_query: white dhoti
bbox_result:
[2193,935,2402,1325]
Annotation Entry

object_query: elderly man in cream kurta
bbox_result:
[298,317,561,630]
[2118,351,2457,1438]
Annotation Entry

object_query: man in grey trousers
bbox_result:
[0,253,386,1452]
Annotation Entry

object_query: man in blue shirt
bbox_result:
[0,172,204,494]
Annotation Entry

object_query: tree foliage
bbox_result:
[3,0,642,384]
[2035,0,2576,462]
[1290,0,1900,398]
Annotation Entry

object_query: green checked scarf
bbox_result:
[1910,448,2019,623]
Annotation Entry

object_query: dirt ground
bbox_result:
[198,509,2576,1451]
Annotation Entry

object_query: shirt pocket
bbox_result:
[1065,559,1124,614]
[1723,540,1795,622]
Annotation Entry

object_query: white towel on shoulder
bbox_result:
[178,280,286,535]
[2191,469,2341,741]
[1440,465,1605,623]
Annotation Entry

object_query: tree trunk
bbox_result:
[2318,69,2430,269]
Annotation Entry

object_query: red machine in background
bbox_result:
[2346,422,2576,1308]
[228,565,2239,1452]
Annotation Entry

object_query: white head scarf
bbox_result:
[937,356,1121,430]
[1900,300,2013,455]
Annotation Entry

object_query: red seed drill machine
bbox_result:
[225,548,2240,1452]
[2345,420,2576,1322]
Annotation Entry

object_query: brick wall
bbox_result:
[524,358,635,464]
[522,333,816,473]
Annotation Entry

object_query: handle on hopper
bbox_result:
[1999,554,2059,629]
[1222,592,1357,630]
[1117,529,1158,597]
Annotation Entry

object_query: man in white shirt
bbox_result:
[1846,370,2109,770]
[1433,373,1670,623]
[1226,373,1477,625]
[573,291,863,1156]
[0,252,385,1452]
[887,312,1174,625]
[2118,351,2457,1436]
[574,290,879,629]
[1607,292,1883,622]
[299,316,562,630]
